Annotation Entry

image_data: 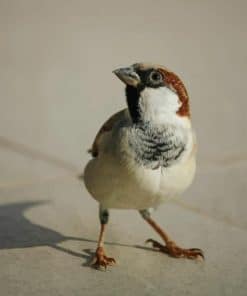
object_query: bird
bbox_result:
[83,63,204,269]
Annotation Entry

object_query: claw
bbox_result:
[92,247,116,270]
[146,238,204,260]
[146,238,161,247]
[189,248,202,252]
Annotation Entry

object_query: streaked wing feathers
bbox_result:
[88,109,127,157]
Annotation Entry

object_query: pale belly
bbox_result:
[84,153,196,210]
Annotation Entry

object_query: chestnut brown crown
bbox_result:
[113,63,190,118]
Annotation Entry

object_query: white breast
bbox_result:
[84,130,196,210]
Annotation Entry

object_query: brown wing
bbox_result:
[88,109,127,157]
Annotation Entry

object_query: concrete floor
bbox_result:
[0,1,246,295]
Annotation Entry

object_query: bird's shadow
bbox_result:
[0,200,154,268]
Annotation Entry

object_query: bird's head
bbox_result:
[113,63,190,126]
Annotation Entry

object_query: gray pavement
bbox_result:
[0,1,246,295]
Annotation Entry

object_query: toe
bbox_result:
[108,257,116,264]
[146,239,204,260]
[146,239,165,250]
[188,248,204,260]
[178,248,204,260]
[104,256,116,266]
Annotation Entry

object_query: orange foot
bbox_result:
[146,239,204,260]
[92,247,116,270]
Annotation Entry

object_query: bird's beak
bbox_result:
[113,66,140,87]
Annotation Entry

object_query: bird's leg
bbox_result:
[139,209,204,260]
[92,206,116,269]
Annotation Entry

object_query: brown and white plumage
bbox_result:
[88,109,126,158]
[83,63,203,269]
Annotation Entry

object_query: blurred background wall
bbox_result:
[0,0,246,173]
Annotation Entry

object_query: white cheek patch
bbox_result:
[139,87,181,124]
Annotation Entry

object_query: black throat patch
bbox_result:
[125,85,142,123]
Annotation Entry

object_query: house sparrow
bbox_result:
[84,63,204,269]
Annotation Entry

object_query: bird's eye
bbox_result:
[149,71,163,83]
